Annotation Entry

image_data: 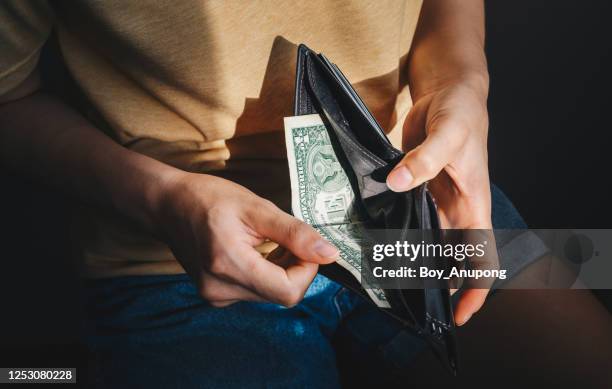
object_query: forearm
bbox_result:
[408,0,489,100]
[0,91,181,232]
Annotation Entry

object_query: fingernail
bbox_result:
[386,165,414,192]
[313,240,339,259]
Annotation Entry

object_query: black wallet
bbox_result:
[293,44,458,374]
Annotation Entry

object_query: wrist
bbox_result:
[108,151,188,235]
[453,70,489,98]
[411,69,489,103]
[142,164,186,231]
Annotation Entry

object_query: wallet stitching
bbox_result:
[299,57,307,114]
[301,64,311,114]
[296,51,310,115]
[427,313,451,331]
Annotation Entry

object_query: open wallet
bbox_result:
[293,44,458,374]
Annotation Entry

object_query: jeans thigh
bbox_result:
[85,274,348,389]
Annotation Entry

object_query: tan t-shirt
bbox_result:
[0,0,422,277]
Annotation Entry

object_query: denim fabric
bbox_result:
[86,274,352,388]
[84,184,528,388]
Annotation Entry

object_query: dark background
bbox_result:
[0,0,610,385]
[486,1,612,227]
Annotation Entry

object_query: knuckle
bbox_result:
[414,152,438,178]
[259,198,278,211]
[252,198,278,218]
[278,284,306,308]
[245,198,279,225]
[287,220,309,243]
[285,221,300,242]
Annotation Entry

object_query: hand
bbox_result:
[386,78,496,325]
[154,172,339,307]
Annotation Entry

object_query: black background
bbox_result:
[486,1,612,227]
[0,0,610,385]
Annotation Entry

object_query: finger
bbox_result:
[228,244,319,307]
[454,289,488,326]
[198,271,266,303]
[387,115,467,192]
[455,229,498,325]
[285,260,319,299]
[209,300,239,308]
[249,256,318,307]
[464,229,499,289]
[249,204,339,264]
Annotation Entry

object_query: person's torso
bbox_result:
[49,0,423,277]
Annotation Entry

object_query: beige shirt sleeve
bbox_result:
[0,0,53,96]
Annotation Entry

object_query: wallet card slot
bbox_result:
[318,54,392,148]
[304,54,387,183]
[314,54,402,162]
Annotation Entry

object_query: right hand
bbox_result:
[154,172,339,307]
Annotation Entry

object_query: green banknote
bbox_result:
[284,114,389,307]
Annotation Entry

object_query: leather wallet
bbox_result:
[293,44,458,374]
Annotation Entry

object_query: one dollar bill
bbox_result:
[284,114,389,308]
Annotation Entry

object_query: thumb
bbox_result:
[387,115,467,192]
[250,205,339,264]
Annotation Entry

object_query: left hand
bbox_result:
[386,78,495,325]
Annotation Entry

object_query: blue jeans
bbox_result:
[84,185,529,388]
